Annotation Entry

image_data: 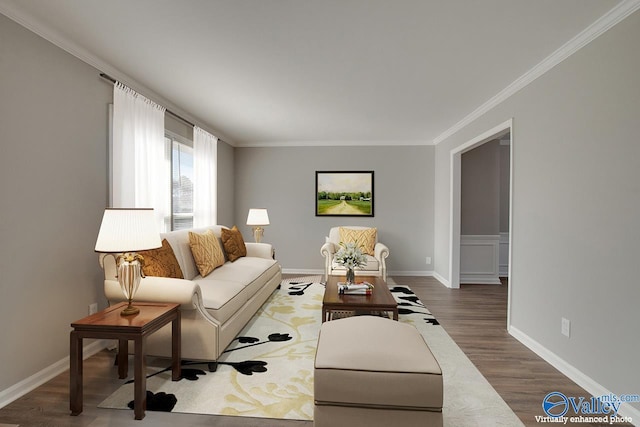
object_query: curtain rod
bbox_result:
[100,73,195,128]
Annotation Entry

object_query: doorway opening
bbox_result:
[449,119,513,327]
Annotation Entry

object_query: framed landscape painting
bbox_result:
[316,171,374,217]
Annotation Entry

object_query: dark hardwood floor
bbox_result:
[0,276,626,426]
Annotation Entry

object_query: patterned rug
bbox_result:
[99,276,523,425]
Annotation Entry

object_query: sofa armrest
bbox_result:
[104,276,202,310]
[320,241,336,257]
[245,242,274,259]
[374,242,390,261]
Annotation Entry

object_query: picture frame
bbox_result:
[315,171,374,217]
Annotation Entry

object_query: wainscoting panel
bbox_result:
[499,232,509,277]
[460,235,501,284]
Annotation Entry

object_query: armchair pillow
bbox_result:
[189,229,225,277]
[138,238,184,279]
[221,225,247,262]
[339,227,377,256]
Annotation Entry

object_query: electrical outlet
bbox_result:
[89,303,98,315]
[426,257,432,265]
[561,317,571,337]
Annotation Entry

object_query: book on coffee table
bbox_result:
[337,282,374,295]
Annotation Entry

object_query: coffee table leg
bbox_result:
[69,331,82,415]
[133,337,146,420]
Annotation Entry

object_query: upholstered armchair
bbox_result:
[320,226,389,282]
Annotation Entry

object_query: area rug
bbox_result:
[99,276,523,426]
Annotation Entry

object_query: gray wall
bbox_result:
[434,10,640,410]
[216,140,235,226]
[461,139,500,235]
[460,139,510,235]
[234,145,434,274]
[499,142,510,233]
[0,14,111,392]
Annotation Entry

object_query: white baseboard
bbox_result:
[0,339,110,409]
[433,271,451,288]
[281,268,436,277]
[281,268,324,276]
[460,277,502,285]
[389,270,433,276]
[509,326,640,421]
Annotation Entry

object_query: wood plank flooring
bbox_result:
[402,276,630,427]
[0,276,626,426]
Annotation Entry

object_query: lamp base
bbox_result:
[252,226,264,243]
[120,303,140,316]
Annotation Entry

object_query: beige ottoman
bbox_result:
[314,316,443,427]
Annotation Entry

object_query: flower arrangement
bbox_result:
[335,241,367,284]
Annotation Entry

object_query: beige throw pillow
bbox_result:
[189,230,225,277]
[138,239,184,279]
[339,227,377,256]
[221,226,247,262]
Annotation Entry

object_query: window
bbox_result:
[165,133,194,230]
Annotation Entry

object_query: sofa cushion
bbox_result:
[196,257,280,323]
[221,226,247,262]
[339,227,377,256]
[200,279,246,323]
[189,230,225,277]
[138,239,184,279]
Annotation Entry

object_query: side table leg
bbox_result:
[171,311,181,381]
[118,339,128,379]
[69,331,83,415]
[133,337,146,420]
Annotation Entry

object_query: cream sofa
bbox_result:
[100,225,282,361]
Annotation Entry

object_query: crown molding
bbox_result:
[235,139,433,148]
[433,0,640,145]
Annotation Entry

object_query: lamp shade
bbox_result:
[246,208,270,226]
[94,208,162,253]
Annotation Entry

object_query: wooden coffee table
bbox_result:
[322,275,398,322]
[70,302,181,420]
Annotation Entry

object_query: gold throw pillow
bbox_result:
[339,227,377,256]
[221,226,247,262]
[189,230,225,277]
[138,239,184,279]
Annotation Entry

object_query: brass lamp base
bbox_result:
[120,302,140,316]
[116,253,144,317]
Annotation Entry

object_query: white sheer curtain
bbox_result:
[193,126,218,227]
[112,82,169,231]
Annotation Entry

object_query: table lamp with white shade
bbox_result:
[94,208,162,316]
[246,208,270,243]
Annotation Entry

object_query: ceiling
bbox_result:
[0,0,626,146]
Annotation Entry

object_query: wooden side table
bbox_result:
[70,302,181,420]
